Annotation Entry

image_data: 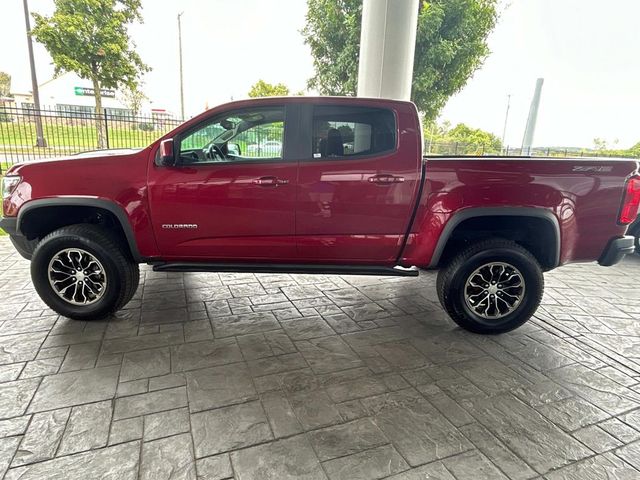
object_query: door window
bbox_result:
[311,106,396,159]
[178,107,285,164]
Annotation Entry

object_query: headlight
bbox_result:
[2,176,21,200]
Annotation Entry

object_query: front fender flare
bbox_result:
[17,198,144,262]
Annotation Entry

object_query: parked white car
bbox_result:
[247,140,282,157]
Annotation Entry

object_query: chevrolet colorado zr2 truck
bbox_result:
[2,97,638,333]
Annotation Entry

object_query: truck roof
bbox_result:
[208,95,416,109]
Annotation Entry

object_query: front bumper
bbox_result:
[0,216,18,236]
[598,235,635,266]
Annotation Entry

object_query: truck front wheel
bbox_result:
[31,224,139,320]
[436,239,544,334]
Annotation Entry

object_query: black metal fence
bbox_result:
[1,106,637,174]
[0,105,183,172]
[425,142,640,158]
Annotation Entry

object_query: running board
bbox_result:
[152,263,419,277]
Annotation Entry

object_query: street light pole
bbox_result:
[22,0,47,147]
[177,12,185,120]
[501,94,511,154]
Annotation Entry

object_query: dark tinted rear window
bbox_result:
[311,106,396,159]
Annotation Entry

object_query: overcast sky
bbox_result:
[1,0,639,148]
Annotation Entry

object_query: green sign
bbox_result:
[74,86,116,98]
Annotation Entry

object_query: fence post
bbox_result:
[103,112,110,149]
[454,143,458,155]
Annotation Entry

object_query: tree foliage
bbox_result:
[120,85,147,115]
[425,121,502,153]
[248,80,291,98]
[31,0,149,147]
[0,72,11,97]
[302,0,499,121]
[590,139,640,159]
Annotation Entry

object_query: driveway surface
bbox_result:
[0,236,639,479]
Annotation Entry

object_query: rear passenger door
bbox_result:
[296,102,422,264]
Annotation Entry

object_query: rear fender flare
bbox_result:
[428,207,561,269]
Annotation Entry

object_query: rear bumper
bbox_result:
[598,235,635,266]
[0,216,18,236]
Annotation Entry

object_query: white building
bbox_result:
[9,72,174,120]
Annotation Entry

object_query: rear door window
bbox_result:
[311,106,396,159]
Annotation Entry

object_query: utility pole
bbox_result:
[177,12,185,120]
[501,94,511,154]
[522,78,545,156]
[22,0,47,147]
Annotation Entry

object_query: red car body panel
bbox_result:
[296,101,422,263]
[400,159,634,267]
[3,96,638,269]
[147,160,298,260]
[5,150,160,258]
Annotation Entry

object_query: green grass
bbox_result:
[0,122,177,149]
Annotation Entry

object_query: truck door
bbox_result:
[147,104,298,261]
[296,102,422,263]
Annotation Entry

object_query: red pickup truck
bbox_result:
[2,97,638,333]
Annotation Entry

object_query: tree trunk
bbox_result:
[92,76,107,149]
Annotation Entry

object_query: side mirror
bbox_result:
[227,142,241,156]
[159,139,176,166]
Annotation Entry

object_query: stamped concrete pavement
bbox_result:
[0,235,639,479]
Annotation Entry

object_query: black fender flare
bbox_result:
[17,198,144,262]
[428,206,561,269]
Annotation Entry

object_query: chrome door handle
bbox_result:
[368,174,405,184]
[252,176,289,186]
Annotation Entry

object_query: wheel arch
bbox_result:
[429,207,561,270]
[17,198,143,262]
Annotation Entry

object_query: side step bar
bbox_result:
[152,263,419,277]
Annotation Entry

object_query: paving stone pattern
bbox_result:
[0,236,640,479]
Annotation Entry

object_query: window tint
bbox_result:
[312,106,396,159]
[178,107,284,164]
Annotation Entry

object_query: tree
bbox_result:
[424,121,501,154]
[0,72,11,97]
[31,0,149,148]
[120,85,147,116]
[248,80,291,98]
[593,137,608,151]
[447,123,502,152]
[302,0,499,121]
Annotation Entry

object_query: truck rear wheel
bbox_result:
[436,239,543,334]
[31,224,139,320]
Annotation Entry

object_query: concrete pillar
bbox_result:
[521,78,544,155]
[357,0,420,101]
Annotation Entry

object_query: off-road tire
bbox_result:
[31,224,139,320]
[436,239,544,334]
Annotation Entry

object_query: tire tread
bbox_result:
[31,224,139,319]
[437,238,543,334]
